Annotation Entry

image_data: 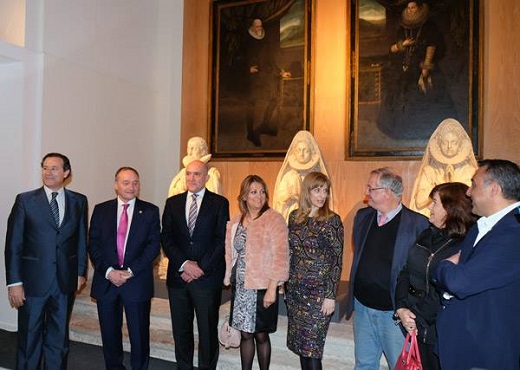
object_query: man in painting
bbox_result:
[242,18,291,147]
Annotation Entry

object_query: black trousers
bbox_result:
[168,285,222,370]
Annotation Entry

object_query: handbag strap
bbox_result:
[409,330,422,363]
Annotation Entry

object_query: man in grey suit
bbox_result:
[5,152,88,369]
[346,167,428,370]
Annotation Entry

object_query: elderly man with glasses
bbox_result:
[346,167,428,370]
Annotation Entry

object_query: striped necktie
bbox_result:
[188,194,198,236]
[50,192,60,227]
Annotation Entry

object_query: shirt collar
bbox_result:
[43,186,64,197]
[189,188,206,198]
[117,197,136,207]
[477,201,520,231]
[378,203,403,222]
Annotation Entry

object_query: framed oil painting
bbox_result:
[348,0,482,158]
[210,0,313,159]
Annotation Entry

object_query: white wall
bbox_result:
[0,0,184,330]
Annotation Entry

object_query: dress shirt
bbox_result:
[474,201,520,246]
[377,203,403,225]
[44,186,65,225]
[180,189,206,272]
[185,188,206,223]
[105,197,136,278]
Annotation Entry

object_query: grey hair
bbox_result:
[371,167,404,197]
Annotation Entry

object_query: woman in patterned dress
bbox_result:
[224,175,289,370]
[286,172,344,370]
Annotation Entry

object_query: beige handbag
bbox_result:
[218,317,241,349]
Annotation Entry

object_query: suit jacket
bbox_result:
[5,187,88,296]
[346,205,428,318]
[88,198,160,301]
[161,189,229,289]
[434,208,520,369]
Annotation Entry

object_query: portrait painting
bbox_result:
[348,0,482,158]
[210,0,313,159]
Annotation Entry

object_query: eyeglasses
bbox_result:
[366,186,387,193]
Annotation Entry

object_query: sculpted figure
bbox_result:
[159,137,223,279]
[273,131,332,221]
[410,118,478,216]
[168,136,222,196]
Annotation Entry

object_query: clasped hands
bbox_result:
[108,269,132,287]
[181,260,204,283]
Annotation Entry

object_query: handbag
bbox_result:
[218,316,241,349]
[395,330,423,370]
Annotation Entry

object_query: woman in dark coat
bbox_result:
[395,182,476,369]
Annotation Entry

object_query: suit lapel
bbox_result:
[35,187,59,229]
[126,198,143,248]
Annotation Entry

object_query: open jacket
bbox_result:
[224,208,289,289]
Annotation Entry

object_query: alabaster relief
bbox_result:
[273,130,333,221]
[410,118,478,216]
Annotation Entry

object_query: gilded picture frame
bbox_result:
[210,0,313,159]
[347,0,482,159]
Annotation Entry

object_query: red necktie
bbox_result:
[117,203,129,266]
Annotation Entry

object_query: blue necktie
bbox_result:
[50,192,60,227]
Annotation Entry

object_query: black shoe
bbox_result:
[247,132,262,147]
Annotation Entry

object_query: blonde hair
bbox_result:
[293,172,333,224]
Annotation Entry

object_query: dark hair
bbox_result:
[41,152,71,173]
[429,182,476,238]
[115,166,140,180]
[237,175,270,221]
[478,159,520,201]
[294,172,333,223]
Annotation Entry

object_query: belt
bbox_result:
[408,285,426,300]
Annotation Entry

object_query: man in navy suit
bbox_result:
[434,159,520,369]
[5,152,88,369]
[346,167,428,369]
[88,167,160,370]
[161,160,229,370]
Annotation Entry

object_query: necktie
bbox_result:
[50,192,60,227]
[378,213,388,227]
[117,203,129,266]
[188,194,198,236]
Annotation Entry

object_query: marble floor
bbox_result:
[69,286,390,369]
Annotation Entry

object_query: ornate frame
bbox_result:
[347,0,482,159]
[210,0,313,159]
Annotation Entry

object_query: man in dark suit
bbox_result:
[5,152,88,369]
[434,159,520,369]
[346,167,428,369]
[161,160,229,370]
[88,167,160,370]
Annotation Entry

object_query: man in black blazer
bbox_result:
[88,167,160,370]
[5,152,88,369]
[161,160,229,370]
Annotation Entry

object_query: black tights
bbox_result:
[299,356,322,370]
[240,331,271,370]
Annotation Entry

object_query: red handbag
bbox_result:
[395,330,423,370]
